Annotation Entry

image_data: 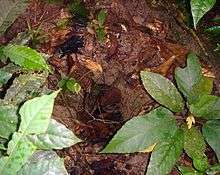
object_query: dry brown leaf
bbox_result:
[80,58,103,77]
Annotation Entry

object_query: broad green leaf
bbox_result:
[190,95,220,119]
[102,107,178,153]
[206,164,220,175]
[0,105,18,139]
[27,119,82,149]
[0,0,29,35]
[97,9,107,26]
[141,71,184,112]
[146,129,184,175]
[4,73,47,105]
[19,91,59,134]
[183,126,208,171]
[3,44,50,71]
[0,133,36,175]
[190,0,216,28]
[190,77,213,101]
[18,150,68,175]
[205,26,220,35]
[203,120,220,161]
[178,166,203,175]
[175,53,203,103]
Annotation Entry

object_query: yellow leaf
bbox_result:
[186,115,196,129]
[140,143,157,153]
[80,58,103,76]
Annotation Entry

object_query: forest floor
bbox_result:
[1,0,220,174]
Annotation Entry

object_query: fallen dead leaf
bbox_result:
[80,58,103,77]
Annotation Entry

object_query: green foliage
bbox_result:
[59,76,81,94]
[183,126,209,171]
[175,53,213,104]
[69,0,88,18]
[0,105,18,139]
[3,73,47,105]
[214,43,220,52]
[96,9,107,42]
[190,95,220,119]
[205,26,220,35]
[102,107,178,153]
[103,52,220,175]
[0,0,29,35]
[97,9,107,27]
[0,91,82,174]
[96,27,106,43]
[146,129,183,175]
[141,71,184,112]
[203,120,220,161]
[206,164,220,175]
[190,0,216,28]
[26,119,82,150]
[18,150,68,175]
[19,91,59,134]
[178,166,203,175]
[3,44,51,72]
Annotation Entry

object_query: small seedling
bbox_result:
[58,75,81,94]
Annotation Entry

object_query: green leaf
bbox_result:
[69,0,88,18]
[59,77,81,93]
[141,71,184,112]
[97,9,107,26]
[26,119,82,149]
[101,107,178,153]
[206,164,220,175]
[3,44,50,71]
[190,0,216,28]
[0,133,36,175]
[203,120,220,161]
[0,0,29,35]
[18,150,68,175]
[183,126,208,171]
[0,105,18,139]
[175,53,203,103]
[190,77,213,101]
[18,91,59,135]
[190,95,220,119]
[211,17,220,23]
[96,27,106,43]
[146,129,184,175]
[178,166,203,175]
[4,73,47,105]
[205,26,220,35]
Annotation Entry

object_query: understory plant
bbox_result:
[102,53,220,175]
[0,43,82,174]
